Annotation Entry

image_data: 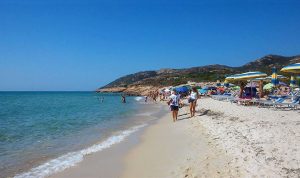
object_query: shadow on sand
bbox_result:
[177,116,190,121]
[177,109,212,121]
[178,113,189,117]
[198,109,210,116]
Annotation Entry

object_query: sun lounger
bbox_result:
[211,95,234,101]
[239,98,256,106]
[257,97,286,108]
[274,97,300,110]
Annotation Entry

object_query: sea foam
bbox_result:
[14,124,146,178]
[134,96,144,101]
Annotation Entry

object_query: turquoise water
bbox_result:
[0,92,148,178]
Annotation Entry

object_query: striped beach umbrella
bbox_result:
[271,67,279,86]
[281,63,300,73]
[225,75,236,81]
[281,63,300,88]
[229,71,267,80]
[226,71,267,98]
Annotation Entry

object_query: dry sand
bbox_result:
[122,98,300,178]
[122,106,240,178]
[191,98,300,177]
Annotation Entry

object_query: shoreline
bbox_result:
[50,101,240,178]
[11,98,165,178]
[47,102,168,178]
[14,98,300,178]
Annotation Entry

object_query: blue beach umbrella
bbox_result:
[271,67,279,86]
[175,86,189,93]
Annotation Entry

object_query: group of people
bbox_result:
[167,87,200,122]
[145,90,160,103]
[119,87,200,122]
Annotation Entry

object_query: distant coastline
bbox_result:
[98,54,300,96]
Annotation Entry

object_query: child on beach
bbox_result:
[168,90,180,122]
[188,87,199,118]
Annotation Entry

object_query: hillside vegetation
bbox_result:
[100,54,300,90]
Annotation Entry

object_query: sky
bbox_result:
[0,0,300,91]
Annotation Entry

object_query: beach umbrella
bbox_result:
[229,71,267,80]
[175,86,189,93]
[226,71,267,98]
[281,63,300,88]
[225,74,239,82]
[281,63,300,73]
[271,67,279,86]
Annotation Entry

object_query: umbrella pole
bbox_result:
[250,80,252,98]
[239,82,245,98]
[259,80,264,98]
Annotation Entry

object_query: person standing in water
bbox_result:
[188,87,199,118]
[121,94,126,103]
[168,90,180,122]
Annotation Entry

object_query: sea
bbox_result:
[0,92,161,178]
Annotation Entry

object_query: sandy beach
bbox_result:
[122,106,239,178]
[49,98,299,178]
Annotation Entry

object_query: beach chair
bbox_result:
[257,97,286,108]
[237,98,253,106]
[274,97,300,110]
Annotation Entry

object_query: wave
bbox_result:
[14,124,146,178]
[134,96,144,101]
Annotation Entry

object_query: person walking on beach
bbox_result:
[168,90,180,122]
[188,87,199,118]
